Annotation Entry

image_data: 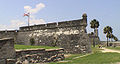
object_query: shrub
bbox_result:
[51,42,57,47]
[30,38,35,45]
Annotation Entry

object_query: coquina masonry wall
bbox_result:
[16,14,91,53]
[0,38,16,64]
[0,14,91,54]
[0,38,65,64]
[15,48,64,64]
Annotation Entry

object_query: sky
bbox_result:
[0,0,120,41]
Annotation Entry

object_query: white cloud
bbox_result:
[0,20,26,30]
[24,3,45,14]
[0,18,46,30]
[0,3,46,30]
[0,25,7,30]
[9,20,26,28]
[30,19,46,25]
[24,3,46,25]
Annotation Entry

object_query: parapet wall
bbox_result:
[19,19,87,31]
[0,38,15,64]
[0,38,15,59]
[0,30,18,39]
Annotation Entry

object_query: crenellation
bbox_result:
[20,26,29,31]
[46,22,57,29]
[19,18,87,31]
[29,26,34,30]
[35,24,46,30]
[58,21,70,28]
[68,19,83,26]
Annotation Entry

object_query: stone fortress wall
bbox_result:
[0,13,92,54]
[0,30,17,39]
[0,38,16,64]
[15,48,64,64]
[0,38,65,64]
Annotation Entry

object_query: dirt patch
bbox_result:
[101,48,120,53]
[64,54,72,58]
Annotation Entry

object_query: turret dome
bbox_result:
[82,13,87,17]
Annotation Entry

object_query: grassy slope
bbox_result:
[107,46,120,51]
[14,45,59,50]
[49,46,120,64]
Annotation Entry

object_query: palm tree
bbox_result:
[113,36,118,41]
[110,33,114,42]
[106,33,110,41]
[90,19,99,32]
[103,26,113,46]
[90,19,99,47]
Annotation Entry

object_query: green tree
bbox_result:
[90,19,99,31]
[108,33,114,42]
[103,26,113,46]
[109,34,118,42]
[113,36,118,41]
[90,19,99,47]
[30,38,35,45]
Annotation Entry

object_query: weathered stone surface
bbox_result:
[88,33,100,45]
[16,48,45,58]
[7,59,16,64]
[0,38,65,64]
[0,59,6,64]
[0,38,16,64]
[0,38,16,59]
[0,13,92,54]
[15,48,65,64]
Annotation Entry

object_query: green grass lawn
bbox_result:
[49,46,120,64]
[107,46,120,51]
[14,45,59,50]
[15,45,120,64]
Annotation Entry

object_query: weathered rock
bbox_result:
[7,59,16,64]
[15,48,65,64]
[0,38,16,59]
[0,38,16,64]
[0,59,6,64]
[22,60,29,64]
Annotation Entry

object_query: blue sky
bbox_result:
[0,0,120,41]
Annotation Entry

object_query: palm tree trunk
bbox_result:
[93,38,95,47]
[93,28,96,47]
[107,37,109,47]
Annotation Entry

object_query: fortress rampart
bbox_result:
[0,13,91,54]
[19,19,87,31]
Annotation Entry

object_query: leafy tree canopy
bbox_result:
[103,26,113,34]
[90,19,99,29]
